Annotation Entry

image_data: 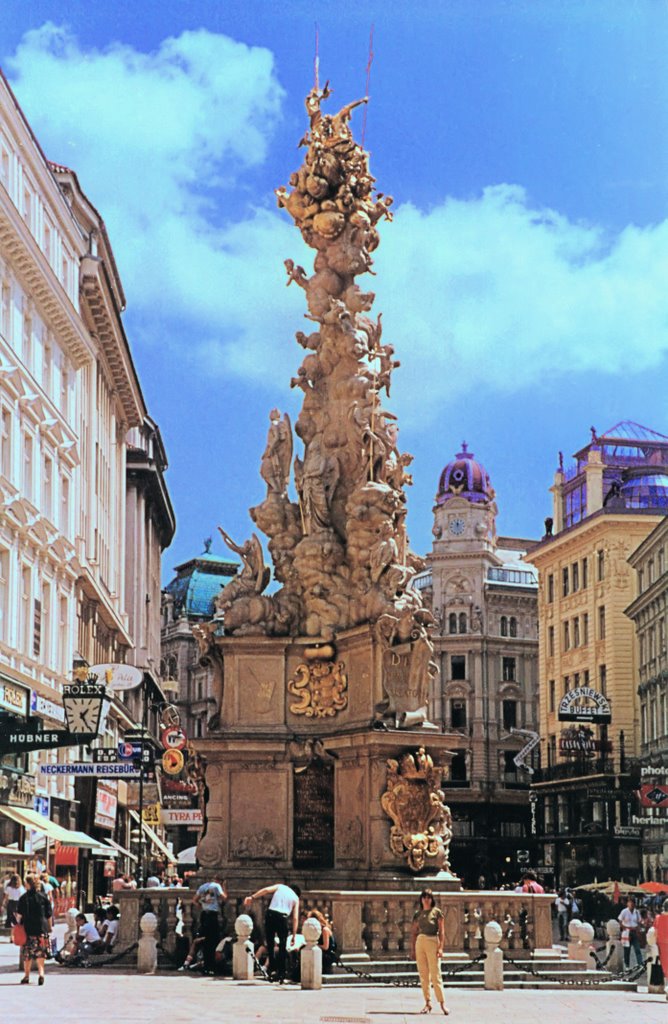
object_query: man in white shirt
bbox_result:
[244,882,301,983]
[554,890,570,941]
[193,875,227,975]
[102,906,120,950]
[74,913,103,955]
[618,897,643,969]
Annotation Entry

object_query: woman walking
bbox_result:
[410,889,449,1015]
[15,872,53,985]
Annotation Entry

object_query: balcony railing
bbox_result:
[533,759,615,783]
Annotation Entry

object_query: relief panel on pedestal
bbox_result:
[229,768,288,861]
[335,765,366,865]
[234,654,284,725]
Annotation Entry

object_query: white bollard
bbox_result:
[233,914,255,981]
[483,921,504,991]
[566,918,583,961]
[137,912,158,974]
[301,916,322,990]
[604,919,623,973]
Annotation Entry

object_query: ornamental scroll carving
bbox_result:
[380,748,453,873]
[288,659,348,718]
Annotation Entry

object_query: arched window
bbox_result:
[509,617,517,638]
[449,613,457,634]
[500,616,508,636]
[458,612,467,634]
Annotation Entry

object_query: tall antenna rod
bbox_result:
[361,24,375,149]
[314,23,320,91]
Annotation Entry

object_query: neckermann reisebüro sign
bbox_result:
[558,686,611,724]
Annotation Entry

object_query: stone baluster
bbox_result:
[137,912,158,974]
[181,892,195,944]
[531,895,553,951]
[233,914,255,980]
[483,921,504,991]
[301,917,323,990]
[365,899,386,955]
[385,899,402,953]
[163,893,179,956]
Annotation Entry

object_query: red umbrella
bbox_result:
[613,881,620,904]
[639,881,668,893]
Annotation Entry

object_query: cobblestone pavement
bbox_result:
[1,935,665,1023]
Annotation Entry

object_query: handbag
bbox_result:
[11,922,27,946]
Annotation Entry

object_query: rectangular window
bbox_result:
[22,432,33,502]
[573,617,580,648]
[60,365,69,418]
[1,406,11,478]
[21,565,31,655]
[43,456,53,520]
[33,597,41,659]
[43,221,52,262]
[549,679,555,713]
[503,750,518,780]
[502,699,517,731]
[563,674,570,696]
[599,664,607,695]
[582,558,588,589]
[563,621,570,651]
[1,282,10,337]
[451,655,466,680]
[598,605,606,640]
[450,699,467,729]
[22,311,32,371]
[597,549,605,581]
[502,656,516,682]
[562,567,569,597]
[649,559,655,584]
[583,612,589,645]
[641,702,648,745]
[58,594,68,675]
[60,474,70,535]
[0,548,8,642]
[572,562,579,591]
[23,188,31,227]
[584,669,590,686]
[42,337,52,394]
[41,581,50,665]
[660,617,666,654]
[548,626,554,657]
[547,574,554,603]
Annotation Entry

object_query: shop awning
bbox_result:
[104,837,137,862]
[0,844,30,858]
[0,806,99,847]
[130,810,176,863]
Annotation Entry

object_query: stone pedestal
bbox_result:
[137,912,158,975]
[194,625,461,893]
[483,922,504,991]
[301,918,323,990]
[233,914,254,981]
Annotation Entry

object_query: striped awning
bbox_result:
[0,806,98,847]
[129,810,176,863]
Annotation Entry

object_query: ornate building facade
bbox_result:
[419,445,539,887]
[0,71,174,893]
[530,422,668,887]
[625,516,668,883]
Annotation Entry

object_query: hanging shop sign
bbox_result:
[62,680,108,735]
[38,762,142,778]
[30,691,66,724]
[0,766,35,807]
[141,803,161,827]
[558,686,611,724]
[162,748,185,775]
[94,780,118,830]
[126,777,161,811]
[0,678,30,717]
[0,718,97,754]
[160,808,203,827]
[639,783,668,809]
[90,663,143,692]
[613,825,641,838]
[161,726,187,751]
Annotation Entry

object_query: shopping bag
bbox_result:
[11,923,27,946]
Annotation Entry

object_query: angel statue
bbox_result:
[260,409,293,496]
[215,528,270,613]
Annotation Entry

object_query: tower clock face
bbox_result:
[449,517,465,536]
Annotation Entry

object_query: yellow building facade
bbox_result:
[528,422,668,886]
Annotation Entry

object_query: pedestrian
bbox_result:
[308,908,338,974]
[193,874,227,975]
[554,889,570,942]
[102,906,120,951]
[519,871,544,894]
[244,882,301,983]
[4,872,25,926]
[618,896,643,970]
[15,872,53,986]
[410,888,449,1016]
[74,912,104,957]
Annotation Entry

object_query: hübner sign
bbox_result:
[558,686,611,724]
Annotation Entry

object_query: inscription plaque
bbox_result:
[293,761,334,869]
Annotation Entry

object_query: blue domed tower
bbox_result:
[433,442,498,549]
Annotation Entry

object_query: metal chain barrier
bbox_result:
[331,951,487,987]
[589,944,616,970]
[503,950,652,987]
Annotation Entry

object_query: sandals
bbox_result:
[440,1007,449,1016]
[419,1005,432,1015]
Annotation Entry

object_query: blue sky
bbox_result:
[2,0,668,579]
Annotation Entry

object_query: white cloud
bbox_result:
[8,25,668,429]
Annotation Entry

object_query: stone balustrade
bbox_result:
[114,887,554,965]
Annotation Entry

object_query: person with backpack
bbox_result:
[15,872,53,986]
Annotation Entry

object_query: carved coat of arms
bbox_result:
[288,660,348,718]
[380,748,453,872]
